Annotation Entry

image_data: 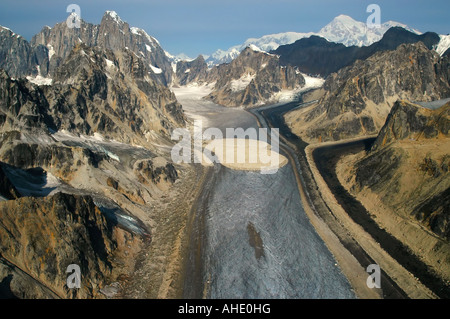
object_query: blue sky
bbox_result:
[0,0,448,57]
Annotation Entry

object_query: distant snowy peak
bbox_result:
[319,14,421,47]
[205,35,312,66]
[164,51,195,73]
[206,14,422,66]
[242,31,315,52]
[165,51,194,63]
[207,48,241,66]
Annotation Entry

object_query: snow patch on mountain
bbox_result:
[436,34,450,56]
[26,74,52,86]
[230,73,256,92]
[105,11,124,24]
[319,14,421,47]
[150,64,163,74]
[47,44,55,60]
[269,73,325,104]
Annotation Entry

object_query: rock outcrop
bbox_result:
[0,12,174,85]
[205,47,305,107]
[175,55,209,86]
[285,42,450,143]
[0,26,50,78]
[30,11,173,84]
[372,100,450,151]
[0,191,143,298]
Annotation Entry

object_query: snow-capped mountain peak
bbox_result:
[205,14,423,66]
[318,14,422,47]
[104,11,124,24]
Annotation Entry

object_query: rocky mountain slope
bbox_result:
[336,100,450,282]
[0,26,49,78]
[285,42,450,143]
[174,55,209,86]
[204,47,305,107]
[0,15,190,297]
[0,44,184,145]
[0,190,143,298]
[0,11,173,86]
[33,11,173,84]
[274,27,441,77]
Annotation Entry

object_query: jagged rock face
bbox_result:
[31,11,173,84]
[175,55,209,86]
[205,47,305,107]
[372,100,450,151]
[134,158,178,186]
[321,43,449,117]
[0,69,55,132]
[0,191,141,298]
[274,27,441,77]
[0,44,185,146]
[0,27,50,78]
[289,42,450,143]
[353,101,450,240]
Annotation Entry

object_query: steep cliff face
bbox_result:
[0,69,55,133]
[286,42,450,143]
[175,55,209,86]
[0,26,50,78]
[205,47,305,107]
[371,100,450,151]
[0,191,143,298]
[30,11,173,84]
[50,44,184,141]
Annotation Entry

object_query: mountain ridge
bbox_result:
[285,41,450,143]
[204,14,426,66]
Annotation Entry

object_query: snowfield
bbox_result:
[230,73,256,92]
